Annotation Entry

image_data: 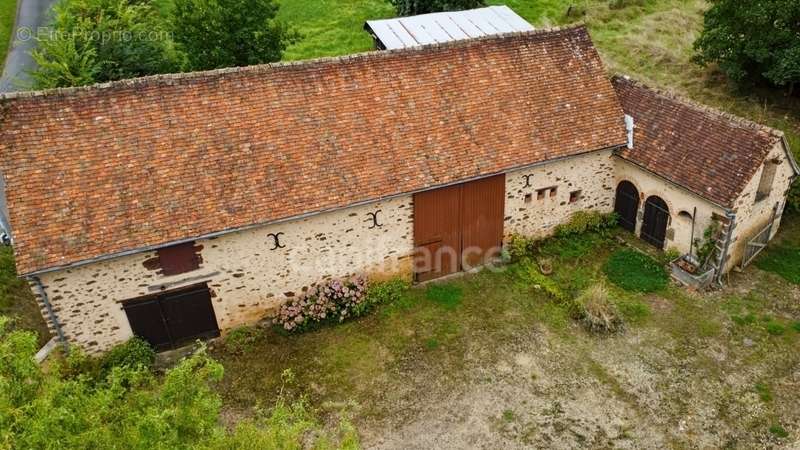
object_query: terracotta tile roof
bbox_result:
[0,26,626,275]
[612,76,784,208]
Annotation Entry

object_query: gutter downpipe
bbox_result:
[29,276,68,352]
[715,211,736,286]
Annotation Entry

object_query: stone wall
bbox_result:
[504,150,616,237]
[726,141,796,272]
[613,158,727,256]
[34,196,415,352]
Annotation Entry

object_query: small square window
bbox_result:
[569,190,581,203]
[524,193,533,203]
[537,189,546,200]
[549,187,557,198]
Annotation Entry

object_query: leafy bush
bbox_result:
[274,277,369,332]
[576,284,625,334]
[604,249,669,292]
[223,326,263,355]
[355,278,409,316]
[32,0,180,88]
[100,337,155,373]
[391,0,485,16]
[425,283,463,309]
[0,318,357,449]
[506,233,538,262]
[554,211,618,237]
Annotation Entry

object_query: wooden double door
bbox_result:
[413,175,505,281]
[123,283,220,351]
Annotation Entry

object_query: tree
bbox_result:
[391,0,485,16]
[31,0,181,89]
[693,0,800,95]
[170,0,298,71]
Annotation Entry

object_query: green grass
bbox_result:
[425,283,463,310]
[755,246,800,284]
[604,249,668,293]
[277,0,393,61]
[0,0,15,69]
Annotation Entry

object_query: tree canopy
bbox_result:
[170,0,298,71]
[693,0,800,94]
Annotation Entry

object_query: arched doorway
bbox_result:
[614,181,639,232]
[641,196,670,249]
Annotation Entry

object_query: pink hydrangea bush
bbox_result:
[275,276,369,332]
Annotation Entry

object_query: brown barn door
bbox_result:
[641,196,670,249]
[123,283,219,351]
[413,184,462,282]
[461,175,505,269]
[413,175,505,281]
[614,181,639,233]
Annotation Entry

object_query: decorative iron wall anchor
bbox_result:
[366,210,383,229]
[522,174,534,188]
[267,232,285,250]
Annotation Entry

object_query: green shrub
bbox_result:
[274,276,369,332]
[358,278,410,316]
[539,232,608,260]
[223,326,263,355]
[604,249,669,293]
[575,284,625,334]
[0,320,357,449]
[553,211,618,237]
[425,283,463,309]
[506,233,538,261]
[100,336,155,373]
[792,321,800,332]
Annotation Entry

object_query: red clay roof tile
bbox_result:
[0,26,626,275]
[612,76,783,209]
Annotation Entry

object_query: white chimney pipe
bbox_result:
[624,114,635,149]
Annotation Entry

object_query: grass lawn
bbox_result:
[211,225,800,447]
[0,0,15,69]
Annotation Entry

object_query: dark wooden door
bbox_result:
[413,184,462,281]
[124,299,171,350]
[461,175,506,269]
[641,196,670,249]
[413,175,505,281]
[614,181,639,233]
[123,284,219,351]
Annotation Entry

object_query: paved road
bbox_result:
[0,0,58,93]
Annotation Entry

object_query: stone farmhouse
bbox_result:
[0,26,796,352]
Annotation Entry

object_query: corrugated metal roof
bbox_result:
[364,6,534,50]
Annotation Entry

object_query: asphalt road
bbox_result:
[0,0,58,93]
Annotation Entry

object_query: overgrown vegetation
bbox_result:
[0,321,357,449]
[0,247,48,341]
[604,249,668,293]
